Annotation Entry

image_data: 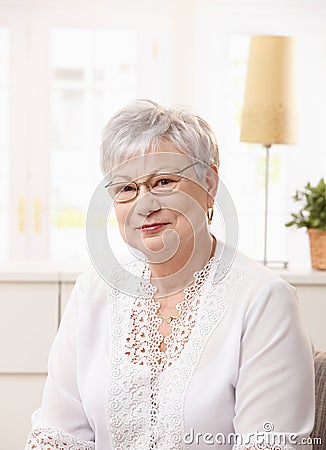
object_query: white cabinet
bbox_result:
[0,265,87,450]
[0,278,59,450]
[0,282,58,372]
[0,374,46,450]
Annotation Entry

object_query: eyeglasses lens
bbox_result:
[112,174,182,203]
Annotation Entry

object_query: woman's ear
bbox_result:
[205,164,219,206]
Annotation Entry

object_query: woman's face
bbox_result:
[110,141,218,263]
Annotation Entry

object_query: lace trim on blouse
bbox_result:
[25,426,95,450]
[106,257,245,449]
[125,257,215,369]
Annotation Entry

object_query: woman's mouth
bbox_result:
[139,223,169,233]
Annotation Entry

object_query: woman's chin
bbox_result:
[137,236,177,262]
[140,235,165,254]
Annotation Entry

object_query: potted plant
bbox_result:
[285,178,326,270]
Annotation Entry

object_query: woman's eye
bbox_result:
[122,184,135,192]
[156,178,174,187]
[159,178,171,185]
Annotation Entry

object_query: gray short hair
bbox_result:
[100,99,219,180]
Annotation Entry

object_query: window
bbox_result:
[225,34,288,263]
[0,28,9,261]
[49,29,139,261]
[195,0,326,267]
[1,1,171,262]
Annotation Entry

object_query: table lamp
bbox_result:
[240,35,297,267]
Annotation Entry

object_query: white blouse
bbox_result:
[25,250,315,450]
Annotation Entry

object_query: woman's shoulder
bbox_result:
[77,268,109,295]
[231,249,283,280]
[215,246,290,286]
[211,247,298,311]
[76,255,144,299]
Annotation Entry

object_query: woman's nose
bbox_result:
[133,186,161,216]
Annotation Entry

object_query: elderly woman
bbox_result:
[25,100,314,450]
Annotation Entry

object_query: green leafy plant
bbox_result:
[285,178,326,231]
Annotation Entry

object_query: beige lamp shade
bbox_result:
[240,35,297,145]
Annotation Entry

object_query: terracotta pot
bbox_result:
[307,228,326,270]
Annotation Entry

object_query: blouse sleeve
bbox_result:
[25,275,95,450]
[233,279,315,450]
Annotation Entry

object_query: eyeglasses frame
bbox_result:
[105,161,200,203]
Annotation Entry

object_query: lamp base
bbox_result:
[259,260,289,269]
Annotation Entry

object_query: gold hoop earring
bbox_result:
[207,206,214,225]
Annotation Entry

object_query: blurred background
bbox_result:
[0,0,325,267]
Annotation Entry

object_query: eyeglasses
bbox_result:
[105,161,199,203]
